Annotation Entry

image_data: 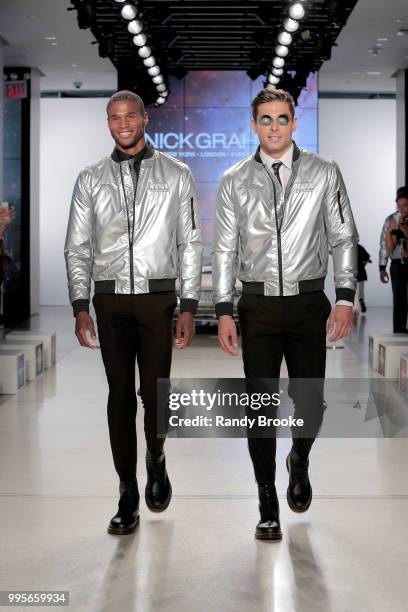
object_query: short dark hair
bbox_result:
[251,87,295,120]
[396,186,408,201]
[106,90,145,116]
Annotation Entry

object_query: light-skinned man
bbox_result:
[213,87,357,540]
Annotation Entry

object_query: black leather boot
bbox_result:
[286,448,312,513]
[255,484,282,541]
[359,298,367,313]
[107,479,140,535]
[145,450,172,512]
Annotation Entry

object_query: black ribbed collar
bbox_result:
[254,140,300,164]
[111,142,154,163]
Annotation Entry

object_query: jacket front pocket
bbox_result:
[337,191,345,224]
[190,197,196,229]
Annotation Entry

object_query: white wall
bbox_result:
[40,96,397,306]
[40,99,112,306]
[319,98,396,306]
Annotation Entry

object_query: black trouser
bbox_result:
[238,291,332,485]
[390,261,408,332]
[93,292,177,482]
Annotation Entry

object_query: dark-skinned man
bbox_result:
[65,90,202,535]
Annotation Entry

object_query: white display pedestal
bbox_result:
[0,350,25,393]
[6,331,56,368]
[0,340,43,381]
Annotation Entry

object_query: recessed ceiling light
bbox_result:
[377,37,388,42]
[45,36,56,40]
[396,18,404,24]
[397,30,408,36]
[72,64,78,68]
[51,42,58,46]
[367,71,381,75]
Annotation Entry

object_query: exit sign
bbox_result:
[4,81,28,99]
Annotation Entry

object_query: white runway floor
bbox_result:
[0,306,407,612]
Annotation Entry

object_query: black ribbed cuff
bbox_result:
[72,299,89,317]
[215,302,233,318]
[180,298,198,314]
[335,288,355,303]
[379,265,386,271]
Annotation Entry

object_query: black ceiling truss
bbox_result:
[68,0,358,105]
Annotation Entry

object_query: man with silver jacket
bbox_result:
[213,87,358,540]
[65,91,202,535]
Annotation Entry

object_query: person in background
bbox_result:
[381,188,408,332]
[0,205,16,323]
[354,243,371,314]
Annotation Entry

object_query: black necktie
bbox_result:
[272,162,283,186]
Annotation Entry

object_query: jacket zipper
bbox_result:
[265,166,283,295]
[190,197,196,229]
[120,163,139,294]
[337,190,345,223]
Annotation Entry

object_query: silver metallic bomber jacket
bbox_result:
[64,144,203,316]
[212,142,358,317]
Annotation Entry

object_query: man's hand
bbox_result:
[175,312,195,349]
[218,315,239,356]
[326,304,353,342]
[380,270,389,283]
[75,311,97,349]
[0,207,16,238]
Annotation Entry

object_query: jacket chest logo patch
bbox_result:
[291,182,315,192]
[148,179,169,191]
[241,183,262,192]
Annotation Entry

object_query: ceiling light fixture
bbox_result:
[283,18,300,33]
[156,97,166,105]
[147,65,160,76]
[118,1,168,105]
[278,31,293,45]
[268,74,280,85]
[273,56,285,68]
[121,4,138,20]
[272,67,284,76]
[128,20,143,35]
[138,45,151,58]
[143,56,156,67]
[132,33,147,47]
[289,3,305,20]
[275,45,289,57]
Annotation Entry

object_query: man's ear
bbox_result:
[144,112,149,127]
[251,118,257,134]
[292,116,298,132]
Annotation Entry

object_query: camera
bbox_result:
[73,81,82,90]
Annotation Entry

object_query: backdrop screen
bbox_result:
[145,71,318,263]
